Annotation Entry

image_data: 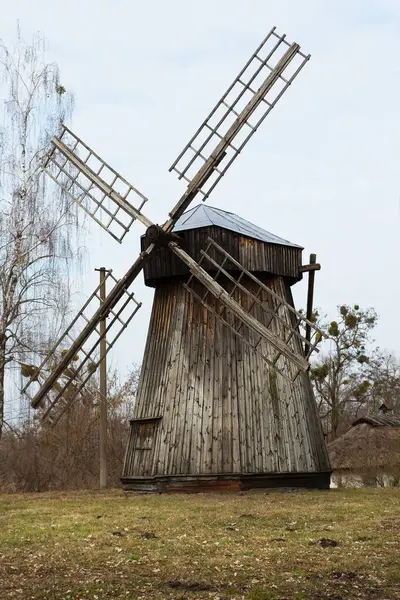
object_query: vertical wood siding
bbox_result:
[141,227,302,285]
[122,276,330,479]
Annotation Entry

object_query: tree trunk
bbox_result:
[331,405,339,441]
[0,333,6,441]
[330,350,340,441]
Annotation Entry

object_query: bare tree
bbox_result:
[364,351,400,414]
[311,305,377,440]
[0,30,80,439]
[0,363,141,492]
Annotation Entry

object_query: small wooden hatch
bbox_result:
[130,417,162,451]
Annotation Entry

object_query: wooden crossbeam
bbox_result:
[299,263,321,273]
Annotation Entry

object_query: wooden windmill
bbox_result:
[23,27,332,491]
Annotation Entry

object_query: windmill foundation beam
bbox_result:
[121,472,332,493]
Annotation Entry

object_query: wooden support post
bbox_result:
[305,254,316,357]
[95,267,108,489]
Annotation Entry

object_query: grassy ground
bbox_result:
[0,488,399,600]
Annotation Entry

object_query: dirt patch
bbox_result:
[309,537,341,547]
[330,571,358,580]
[141,531,157,539]
[168,580,217,592]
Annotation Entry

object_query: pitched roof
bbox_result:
[328,423,400,470]
[352,414,400,428]
[173,204,302,248]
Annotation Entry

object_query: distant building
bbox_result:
[328,412,400,487]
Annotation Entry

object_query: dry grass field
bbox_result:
[0,488,399,600]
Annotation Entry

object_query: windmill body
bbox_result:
[122,206,331,492]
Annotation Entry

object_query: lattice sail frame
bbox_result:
[173,237,325,382]
[169,27,309,199]
[22,271,141,425]
[43,125,151,242]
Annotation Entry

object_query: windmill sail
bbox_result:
[43,125,152,242]
[23,270,141,423]
[170,238,324,379]
[168,27,309,202]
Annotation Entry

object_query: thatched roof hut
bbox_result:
[328,415,400,486]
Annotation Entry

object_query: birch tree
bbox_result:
[0,31,79,438]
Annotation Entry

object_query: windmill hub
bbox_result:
[145,224,181,247]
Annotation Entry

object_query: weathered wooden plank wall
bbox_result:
[122,276,330,483]
[141,227,302,285]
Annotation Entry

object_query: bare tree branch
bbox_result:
[0,30,82,439]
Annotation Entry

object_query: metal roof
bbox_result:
[172,204,302,248]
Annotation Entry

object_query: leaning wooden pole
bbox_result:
[96,267,108,489]
[305,253,316,356]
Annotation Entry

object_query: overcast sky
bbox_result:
[2,0,400,377]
